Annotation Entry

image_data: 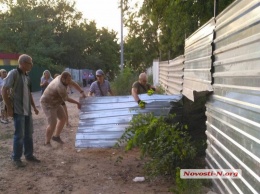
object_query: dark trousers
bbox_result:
[83,79,87,87]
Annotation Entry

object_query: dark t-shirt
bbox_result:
[132,81,151,94]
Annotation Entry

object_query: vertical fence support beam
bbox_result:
[214,0,219,17]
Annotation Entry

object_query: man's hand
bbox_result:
[147,89,154,96]
[81,92,86,98]
[6,106,13,117]
[138,100,146,109]
[34,108,39,115]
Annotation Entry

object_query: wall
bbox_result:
[156,0,260,193]
[206,1,260,193]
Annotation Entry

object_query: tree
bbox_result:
[0,0,121,76]
[122,0,234,70]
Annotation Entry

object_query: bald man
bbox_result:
[40,71,86,145]
[131,73,156,107]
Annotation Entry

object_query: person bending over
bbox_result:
[131,73,156,108]
[40,71,86,145]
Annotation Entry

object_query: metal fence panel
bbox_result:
[206,0,260,193]
[76,94,183,148]
[153,59,160,86]
[167,55,184,95]
[158,55,184,95]
[159,60,169,90]
[183,18,215,101]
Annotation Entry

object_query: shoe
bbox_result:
[52,136,64,144]
[26,156,41,163]
[0,119,8,124]
[44,142,52,147]
[12,160,26,168]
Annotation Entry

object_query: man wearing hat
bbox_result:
[88,69,114,97]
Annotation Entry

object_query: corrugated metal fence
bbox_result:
[158,56,184,95]
[183,18,214,101]
[206,1,260,193]
[156,0,260,193]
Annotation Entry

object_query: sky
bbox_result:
[75,0,122,36]
[75,0,143,38]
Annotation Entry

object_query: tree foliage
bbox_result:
[123,0,234,70]
[0,0,120,77]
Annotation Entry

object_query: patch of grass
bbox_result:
[117,113,211,193]
[118,113,196,177]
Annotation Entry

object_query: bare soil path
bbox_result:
[0,89,174,194]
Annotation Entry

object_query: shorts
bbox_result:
[40,103,66,128]
[0,99,7,113]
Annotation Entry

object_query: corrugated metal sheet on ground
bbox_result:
[183,18,215,101]
[76,94,183,148]
[206,1,260,194]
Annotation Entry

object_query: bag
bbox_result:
[8,69,19,108]
[97,82,104,96]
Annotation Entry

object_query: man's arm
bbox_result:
[69,80,86,98]
[88,82,95,96]
[150,85,156,91]
[131,87,140,103]
[30,93,39,115]
[66,97,81,109]
[88,91,94,96]
[2,87,13,117]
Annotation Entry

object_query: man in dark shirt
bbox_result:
[131,73,156,107]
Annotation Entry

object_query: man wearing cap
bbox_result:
[88,69,114,97]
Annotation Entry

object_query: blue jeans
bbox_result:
[12,114,34,161]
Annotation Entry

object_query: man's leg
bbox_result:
[53,105,66,141]
[41,103,57,144]
[23,115,33,158]
[23,115,40,162]
[12,114,24,160]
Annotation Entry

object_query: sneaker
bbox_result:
[12,160,26,168]
[44,142,52,147]
[0,119,8,124]
[52,136,64,144]
[26,156,41,163]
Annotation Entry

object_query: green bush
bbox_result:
[118,113,197,177]
[110,67,138,95]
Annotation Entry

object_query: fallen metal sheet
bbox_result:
[76,94,183,148]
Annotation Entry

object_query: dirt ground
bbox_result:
[0,90,176,194]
